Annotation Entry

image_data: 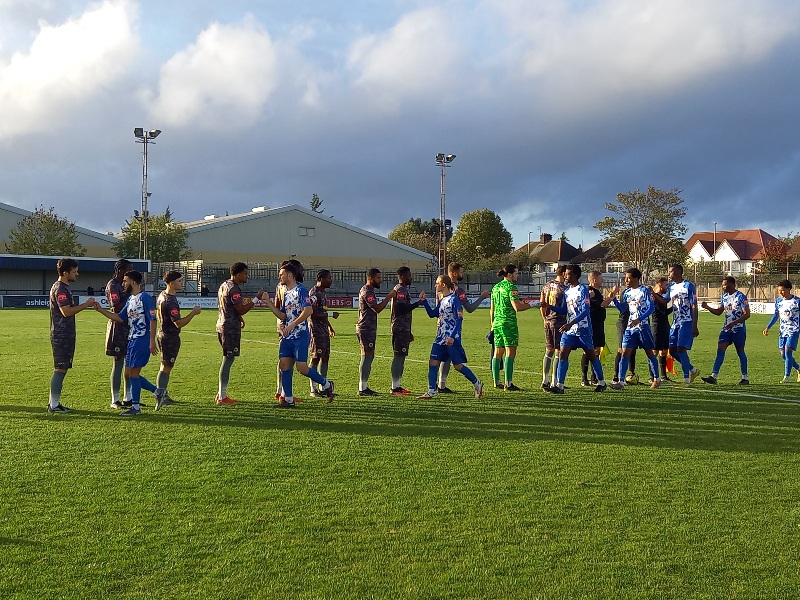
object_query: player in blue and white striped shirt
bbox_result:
[700,276,750,385]
[763,279,800,382]
[655,264,700,384]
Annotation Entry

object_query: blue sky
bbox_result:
[1,0,798,251]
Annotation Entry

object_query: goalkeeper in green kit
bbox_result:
[490,264,533,390]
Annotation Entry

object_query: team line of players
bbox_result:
[45,257,800,413]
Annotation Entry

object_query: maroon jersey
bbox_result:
[158,291,182,336]
[216,279,243,334]
[390,284,413,335]
[50,280,75,344]
[308,284,330,339]
[357,284,379,334]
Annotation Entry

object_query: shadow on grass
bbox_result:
[3,387,800,454]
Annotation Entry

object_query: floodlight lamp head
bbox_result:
[134,127,144,138]
[435,153,445,162]
[446,154,456,163]
[149,129,161,138]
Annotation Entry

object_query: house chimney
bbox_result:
[541,233,552,243]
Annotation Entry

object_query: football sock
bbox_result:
[648,355,660,380]
[428,365,438,390]
[280,368,293,398]
[659,355,668,377]
[556,358,568,385]
[391,355,405,389]
[628,351,636,376]
[542,353,553,384]
[784,349,800,376]
[581,353,590,380]
[309,358,321,391]
[111,359,124,402]
[737,349,748,377]
[713,349,725,376]
[130,377,142,406]
[552,355,560,383]
[139,376,156,393]
[219,356,234,398]
[306,366,327,386]
[49,371,66,408]
[591,357,605,384]
[504,356,515,385]
[491,358,502,383]
[359,355,373,391]
[276,363,283,395]
[458,364,478,384]
[614,353,622,381]
[156,370,170,390]
[438,360,451,388]
[619,356,629,382]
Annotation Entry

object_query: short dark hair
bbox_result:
[125,270,143,284]
[57,258,78,275]
[448,262,462,273]
[280,263,299,280]
[669,264,684,275]
[778,279,792,289]
[288,259,304,283]
[567,264,582,279]
[437,274,455,290]
[317,269,331,281]
[163,270,182,284]
[367,268,381,280]
[397,266,411,277]
[625,267,642,280]
[556,264,568,275]
[231,262,248,276]
[497,264,517,278]
[114,259,132,274]
[722,276,736,287]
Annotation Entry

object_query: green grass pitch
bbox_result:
[1,306,800,599]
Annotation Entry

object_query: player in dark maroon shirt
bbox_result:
[308,269,339,397]
[356,268,396,396]
[390,266,425,394]
[105,259,131,409]
[47,258,98,413]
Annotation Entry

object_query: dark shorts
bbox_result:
[52,335,75,370]
[218,330,241,357]
[392,331,412,356]
[430,341,468,365]
[105,320,129,357]
[544,319,565,351]
[591,320,606,349]
[652,322,670,351]
[357,329,376,352]
[310,331,331,359]
[158,333,181,366]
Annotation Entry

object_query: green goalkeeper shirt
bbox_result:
[491,279,519,327]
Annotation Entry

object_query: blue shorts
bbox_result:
[125,336,152,369]
[778,332,799,352]
[560,332,594,352]
[669,322,694,350]
[430,341,468,365]
[622,326,655,351]
[279,332,310,363]
[718,328,746,348]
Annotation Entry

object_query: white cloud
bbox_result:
[483,0,800,113]
[347,7,463,111]
[0,0,138,139]
[148,16,277,128]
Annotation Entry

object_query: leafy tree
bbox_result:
[6,205,86,256]
[112,206,192,262]
[390,232,438,256]
[757,238,791,275]
[310,193,324,213]
[448,209,513,268]
[559,232,569,243]
[594,186,688,280]
[388,217,453,242]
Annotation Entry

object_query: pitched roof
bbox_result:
[571,242,612,264]
[530,240,581,264]
[684,229,779,260]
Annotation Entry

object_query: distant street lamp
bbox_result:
[435,153,456,274]
[134,128,161,260]
[578,225,584,250]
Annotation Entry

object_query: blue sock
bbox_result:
[712,349,725,375]
[648,355,659,379]
[619,356,629,381]
[591,358,604,382]
[556,358,568,385]
[458,365,478,384]
[280,369,293,398]
[139,376,156,393]
[130,377,142,405]
[428,365,438,390]
[306,367,327,386]
[676,352,692,378]
[785,350,795,377]
[737,349,748,376]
